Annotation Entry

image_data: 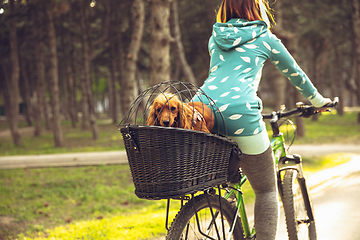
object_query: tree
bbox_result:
[108,38,118,124]
[32,3,47,136]
[149,0,173,86]
[5,0,22,146]
[45,0,64,147]
[120,0,145,117]
[19,60,33,127]
[79,0,100,139]
[351,0,360,104]
[170,0,197,84]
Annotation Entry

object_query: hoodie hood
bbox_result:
[212,18,268,51]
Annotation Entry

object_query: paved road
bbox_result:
[0,151,128,169]
[289,144,360,157]
[277,168,360,240]
[0,144,359,169]
[313,171,360,239]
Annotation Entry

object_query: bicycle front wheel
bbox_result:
[282,169,317,240]
[166,194,244,240]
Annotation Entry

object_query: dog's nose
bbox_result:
[162,120,170,126]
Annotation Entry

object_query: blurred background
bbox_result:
[0,1,360,239]
[0,0,359,146]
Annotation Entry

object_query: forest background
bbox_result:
[1,0,360,148]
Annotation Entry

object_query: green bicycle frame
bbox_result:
[222,132,287,239]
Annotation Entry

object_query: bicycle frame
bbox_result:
[165,99,338,239]
[164,124,307,239]
[223,118,302,239]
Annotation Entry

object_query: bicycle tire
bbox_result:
[166,194,244,240]
[282,169,317,240]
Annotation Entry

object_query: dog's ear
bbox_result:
[147,103,157,126]
[175,102,181,128]
[180,103,193,130]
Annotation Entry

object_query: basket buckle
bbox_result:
[123,126,140,153]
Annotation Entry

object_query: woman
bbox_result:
[197,0,330,239]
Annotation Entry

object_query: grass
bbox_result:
[0,111,359,239]
[288,111,360,144]
[34,210,178,240]
[0,164,180,240]
[0,118,124,156]
[0,154,351,240]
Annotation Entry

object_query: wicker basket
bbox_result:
[119,81,236,199]
[121,125,234,199]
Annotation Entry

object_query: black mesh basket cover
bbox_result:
[119,81,236,199]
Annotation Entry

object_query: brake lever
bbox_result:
[322,97,339,108]
[299,105,317,118]
[314,97,339,114]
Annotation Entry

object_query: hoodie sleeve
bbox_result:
[266,34,328,107]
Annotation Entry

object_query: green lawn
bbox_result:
[0,119,125,156]
[293,111,360,144]
[0,111,359,239]
[0,164,180,240]
[0,153,351,240]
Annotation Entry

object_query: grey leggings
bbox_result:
[239,146,279,240]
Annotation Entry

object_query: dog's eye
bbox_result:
[157,108,161,112]
[171,107,176,111]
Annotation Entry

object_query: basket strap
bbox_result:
[123,127,140,153]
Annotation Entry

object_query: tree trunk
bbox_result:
[333,40,344,116]
[347,38,359,105]
[109,37,118,124]
[19,60,33,126]
[120,0,145,118]
[116,21,125,117]
[7,0,22,146]
[79,0,99,139]
[273,0,306,136]
[19,60,33,127]
[46,0,64,147]
[67,65,77,128]
[79,77,89,130]
[170,0,196,85]
[267,63,287,109]
[351,0,360,104]
[33,5,46,136]
[310,48,319,121]
[149,0,172,86]
[270,0,287,109]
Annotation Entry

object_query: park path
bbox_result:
[0,143,359,169]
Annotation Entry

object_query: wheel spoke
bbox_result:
[166,194,244,239]
[282,169,317,240]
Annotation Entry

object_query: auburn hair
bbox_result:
[216,0,275,26]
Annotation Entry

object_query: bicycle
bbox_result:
[164,97,339,240]
[119,81,338,240]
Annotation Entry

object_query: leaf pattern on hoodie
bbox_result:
[193,18,323,137]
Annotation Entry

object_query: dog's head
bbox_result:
[147,94,183,127]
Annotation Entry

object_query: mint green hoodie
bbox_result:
[198,18,326,136]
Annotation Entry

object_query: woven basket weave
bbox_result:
[119,81,236,200]
[120,125,234,199]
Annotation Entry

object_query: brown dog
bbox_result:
[147,94,214,133]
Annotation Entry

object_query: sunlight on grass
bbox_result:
[303,153,352,174]
[27,207,178,240]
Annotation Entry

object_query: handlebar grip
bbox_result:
[321,97,339,108]
[262,97,339,120]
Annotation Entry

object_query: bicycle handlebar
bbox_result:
[262,97,339,120]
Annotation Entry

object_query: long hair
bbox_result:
[216,0,275,27]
